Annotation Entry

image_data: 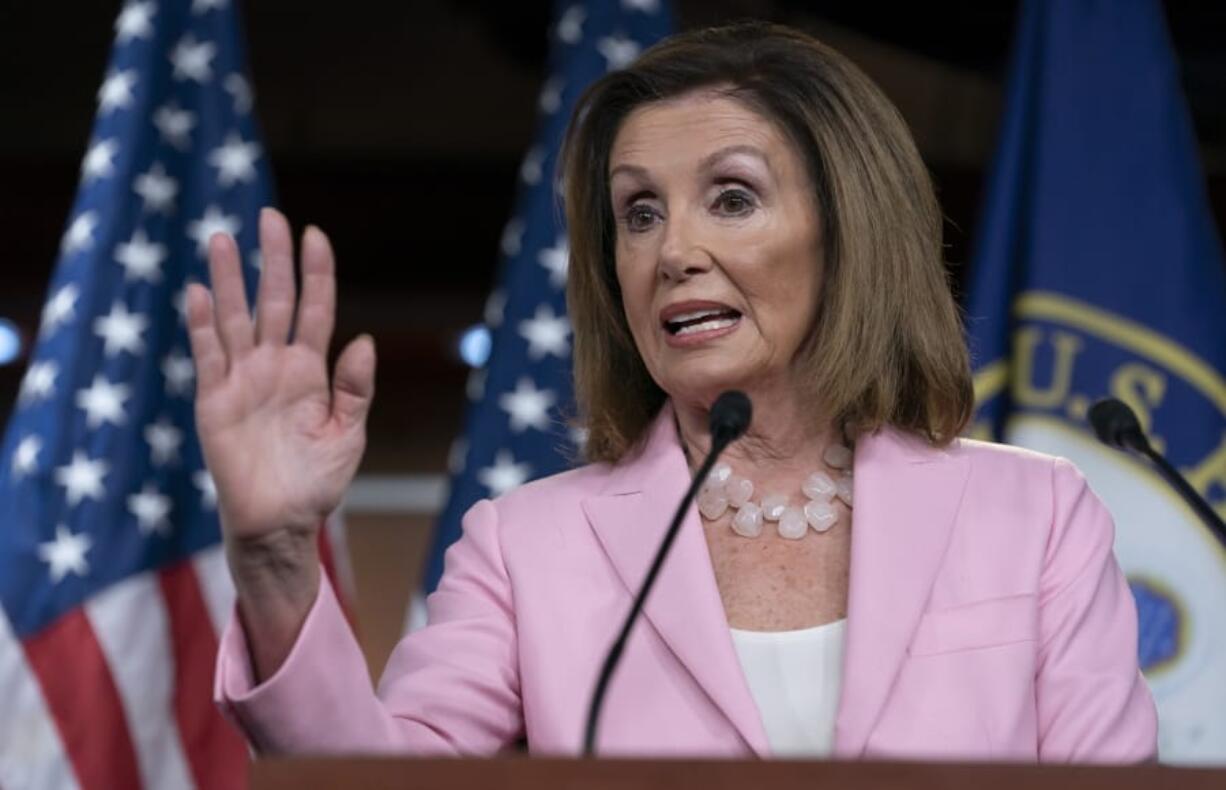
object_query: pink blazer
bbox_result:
[215,404,1157,761]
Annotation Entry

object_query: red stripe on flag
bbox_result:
[160,561,248,790]
[23,608,141,790]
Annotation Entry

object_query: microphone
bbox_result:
[582,391,752,756]
[1088,397,1226,548]
[1087,397,1151,453]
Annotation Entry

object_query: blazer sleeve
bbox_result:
[1035,457,1158,762]
[215,498,524,755]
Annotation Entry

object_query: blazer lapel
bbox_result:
[581,405,770,756]
[833,428,970,757]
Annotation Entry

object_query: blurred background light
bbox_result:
[0,318,22,366]
[458,324,492,368]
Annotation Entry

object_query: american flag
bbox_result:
[424,0,675,595]
[0,1,270,787]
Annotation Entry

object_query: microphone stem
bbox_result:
[582,437,729,757]
[1138,445,1226,550]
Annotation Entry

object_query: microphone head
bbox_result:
[1088,397,1148,452]
[710,390,752,445]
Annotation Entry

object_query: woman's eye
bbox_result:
[624,204,659,232]
[714,189,755,216]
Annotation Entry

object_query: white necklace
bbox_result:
[696,443,854,540]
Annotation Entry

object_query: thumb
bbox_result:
[330,334,376,429]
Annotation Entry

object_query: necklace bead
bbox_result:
[761,493,789,521]
[801,471,837,500]
[731,502,764,537]
[805,499,838,532]
[823,444,853,469]
[726,476,754,507]
[835,476,854,506]
[699,445,854,539]
[778,506,808,540]
[697,488,730,520]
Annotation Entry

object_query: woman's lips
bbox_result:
[662,312,742,347]
[659,300,743,347]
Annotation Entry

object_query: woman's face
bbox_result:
[609,90,824,409]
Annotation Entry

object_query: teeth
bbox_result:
[668,308,727,323]
[675,317,738,336]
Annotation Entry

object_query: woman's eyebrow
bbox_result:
[698,144,770,173]
[609,144,770,181]
[609,161,650,181]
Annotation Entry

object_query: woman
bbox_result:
[193,23,1156,761]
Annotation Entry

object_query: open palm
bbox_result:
[186,209,375,542]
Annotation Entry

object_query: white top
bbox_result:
[729,618,847,757]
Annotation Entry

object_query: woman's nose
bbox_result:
[657,214,712,282]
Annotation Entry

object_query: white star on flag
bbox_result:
[539,76,564,114]
[192,0,229,13]
[187,205,241,256]
[81,138,119,182]
[477,450,532,497]
[19,361,58,405]
[208,132,262,187]
[162,349,196,396]
[94,302,148,357]
[114,0,155,43]
[484,290,507,328]
[38,525,93,583]
[40,284,79,338]
[570,424,590,453]
[114,229,167,282]
[97,69,138,114]
[519,304,572,359]
[557,5,586,44]
[12,435,42,479]
[133,162,178,213]
[499,378,557,433]
[520,146,545,185]
[538,236,569,288]
[60,211,98,256]
[447,437,469,475]
[500,219,524,257]
[153,103,196,149]
[193,469,218,509]
[224,73,253,114]
[76,375,131,429]
[173,287,190,324]
[171,34,217,83]
[597,35,641,70]
[145,418,184,466]
[128,483,173,535]
[54,451,110,506]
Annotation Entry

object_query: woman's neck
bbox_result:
[672,384,840,480]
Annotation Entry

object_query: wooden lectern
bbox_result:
[252,757,1226,789]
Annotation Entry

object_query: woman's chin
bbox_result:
[660,369,755,408]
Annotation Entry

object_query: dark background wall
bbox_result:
[2,0,1225,476]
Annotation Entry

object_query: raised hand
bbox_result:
[186,208,375,550]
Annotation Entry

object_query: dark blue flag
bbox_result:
[966,0,1226,763]
[0,1,268,786]
[424,0,675,596]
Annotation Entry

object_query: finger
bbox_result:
[255,207,296,346]
[330,335,376,430]
[207,232,255,357]
[185,282,227,390]
[294,225,336,356]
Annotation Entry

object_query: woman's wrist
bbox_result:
[224,526,323,681]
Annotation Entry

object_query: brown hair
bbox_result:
[562,21,972,463]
